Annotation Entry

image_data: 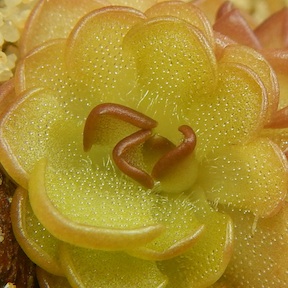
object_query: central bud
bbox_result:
[83,103,198,193]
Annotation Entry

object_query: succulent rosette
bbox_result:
[210,2,288,158]
[0,0,288,287]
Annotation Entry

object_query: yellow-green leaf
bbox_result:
[29,158,164,250]
[11,188,63,276]
[158,189,233,288]
[198,138,288,217]
[60,244,168,288]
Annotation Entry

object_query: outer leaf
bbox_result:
[110,0,157,11]
[219,44,279,124]
[198,138,288,217]
[193,62,268,157]
[0,78,17,119]
[261,49,288,75]
[275,71,288,111]
[65,7,145,104]
[254,7,288,49]
[0,87,63,188]
[261,127,288,156]
[145,1,214,47]
[16,39,66,93]
[193,0,226,24]
[158,190,233,288]
[15,39,91,121]
[213,6,261,49]
[10,188,63,276]
[20,0,107,55]
[60,243,168,288]
[37,267,72,288]
[218,204,288,287]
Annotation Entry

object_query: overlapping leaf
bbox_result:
[198,138,288,217]
[11,188,62,276]
[60,244,168,288]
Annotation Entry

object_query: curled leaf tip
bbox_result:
[152,125,197,180]
[265,106,288,129]
[83,103,198,190]
[113,129,155,189]
[83,103,158,151]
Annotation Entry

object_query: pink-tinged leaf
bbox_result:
[214,31,237,60]
[213,6,261,49]
[259,49,288,116]
[215,1,257,28]
[266,106,288,128]
[255,7,288,49]
[261,49,288,75]
[0,78,17,119]
[193,0,227,24]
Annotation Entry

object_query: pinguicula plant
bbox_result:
[0,0,288,287]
